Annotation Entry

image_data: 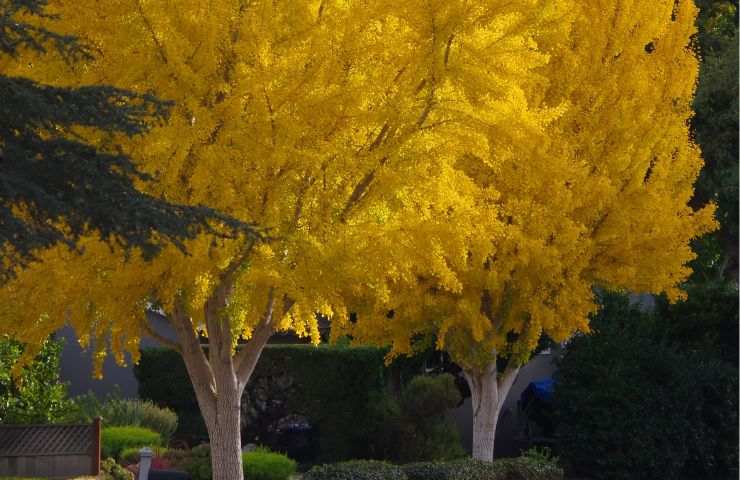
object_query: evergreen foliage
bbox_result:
[0,0,255,282]
[691,0,739,279]
[553,294,739,480]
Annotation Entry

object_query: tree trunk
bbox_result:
[463,362,520,462]
[207,381,244,480]
[167,285,277,480]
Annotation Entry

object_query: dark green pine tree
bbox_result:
[0,0,258,282]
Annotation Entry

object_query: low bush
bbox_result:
[402,461,458,480]
[402,455,563,480]
[305,460,407,480]
[162,448,192,469]
[102,426,162,460]
[244,447,297,480]
[69,393,178,444]
[101,457,134,480]
[119,446,168,466]
[184,444,295,480]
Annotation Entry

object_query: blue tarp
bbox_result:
[520,378,555,405]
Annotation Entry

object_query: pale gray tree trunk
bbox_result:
[153,259,278,480]
[462,361,520,462]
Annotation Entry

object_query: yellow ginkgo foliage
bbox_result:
[0,0,583,476]
[336,0,716,461]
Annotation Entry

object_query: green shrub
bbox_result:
[104,398,178,443]
[365,374,465,462]
[553,293,739,480]
[68,393,178,444]
[402,457,563,480]
[304,460,407,480]
[102,426,162,460]
[162,447,191,469]
[183,444,212,480]
[401,374,461,418]
[183,444,296,480]
[101,457,134,480]
[119,446,168,466]
[243,447,297,480]
[403,461,459,480]
[0,336,71,424]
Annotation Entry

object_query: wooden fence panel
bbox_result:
[0,418,101,478]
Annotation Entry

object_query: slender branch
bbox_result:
[142,321,181,353]
[203,240,256,367]
[135,0,168,65]
[496,364,520,417]
[170,299,216,418]
[444,34,455,66]
[234,289,276,390]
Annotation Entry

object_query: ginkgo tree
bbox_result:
[338,0,717,462]
[0,0,581,478]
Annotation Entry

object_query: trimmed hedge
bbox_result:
[304,457,563,480]
[305,460,407,480]
[119,446,168,466]
[102,426,161,459]
[402,457,563,480]
[135,344,387,461]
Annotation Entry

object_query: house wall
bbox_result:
[57,311,176,398]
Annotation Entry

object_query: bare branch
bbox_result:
[142,321,181,353]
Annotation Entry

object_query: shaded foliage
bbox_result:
[553,294,739,480]
[691,0,739,279]
[0,0,256,281]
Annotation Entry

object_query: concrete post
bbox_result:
[138,447,153,480]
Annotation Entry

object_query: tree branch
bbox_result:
[496,364,520,417]
[170,299,216,416]
[142,320,181,353]
[135,0,168,65]
[234,289,276,391]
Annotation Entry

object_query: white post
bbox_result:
[138,447,153,480]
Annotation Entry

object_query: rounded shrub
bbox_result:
[101,457,134,480]
[304,460,407,480]
[243,447,297,480]
[102,426,162,460]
